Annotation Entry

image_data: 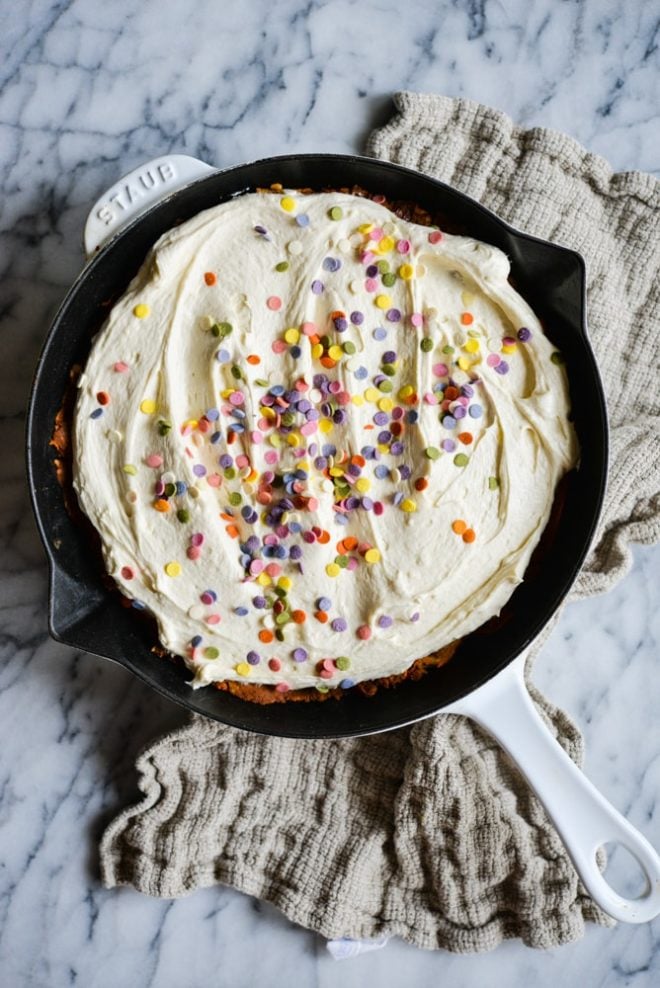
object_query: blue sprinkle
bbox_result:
[216,349,231,363]
[468,404,483,419]
[90,407,103,419]
[234,607,249,617]
[354,366,368,380]
[191,635,203,647]
[340,678,355,689]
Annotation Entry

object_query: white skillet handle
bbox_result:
[83,154,217,260]
[445,652,660,923]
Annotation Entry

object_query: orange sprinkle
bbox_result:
[445,386,460,400]
[225,524,240,538]
[227,431,238,444]
[97,391,110,405]
[414,477,429,492]
[317,530,331,544]
[204,272,217,286]
[258,629,274,643]
[460,312,474,325]
[390,421,404,437]
[320,356,337,369]
[309,334,321,345]
[343,536,358,551]
[314,610,329,623]
[220,512,235,522]
[458,432,473,445]
[403,391,418,405]
[291,610,307,624]
[153,499,170,513]
[336,540,348,555]
[452,519,467,535]
[351,455,366,468]
[330,310,345,320]
[463,528,477,543]
[246,354,261,365]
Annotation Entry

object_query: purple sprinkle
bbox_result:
[373,411,388,426]
[289,545,302,560]
[443,415,457,430]
[206,408,220,421]
[235,606,248,616]
[346,496,360,510]
[361,496,374,510]
[378,615,393,629]
[386,308,401,322]
[468,404,483,419]
[411,612,420,622]
[392,492,404,506]
[377,430,392,444]
[193,464,207,477]
[317,596,332,612]
[219,454,233,468]
[390,441,405,456]
[366,265,379,277]
[292,648,308,662]
[398,464,412,480]
[311,280,324,294]
[334,316,348,332]
[453,405,467,420]
[495,360,510,375]
[374,465,389,479]
[373,327,387,341]
[350,311,364,325]
[382,350,397,364]
[518,327,532,342]
[441,439,456,452]
[247,650,261,665]
[331,618,348,633]
[253,596,266,609]
[254,225,267,235]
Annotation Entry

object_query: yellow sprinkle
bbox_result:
[165,561,181,577]
[286,433,301,447]
[401,498,417,513]
[278,576,292,591]
[261,406,276,420]
[280,196,296,212]
[457,357,471,371]
[378,397,394,412]
[244,468,258,483]
[319,418,333,433]
[269,434,282,447]
[375,294,392,310]
[329,467,344,477]
[256,572,272,586]
[140,399,157,414]
[461,291,475,306]
[399,263,414,280]
[133,303,150,319]
[464,339,480,353]
[325,563,341,577]
[351,394,365,406]
[221,388,234,399]
[398,385,414,399]
[376,236,395,253]
[502,344,517,354]
[377,443,389,455]
[284,327,300,344]
[311,343,324,359]
[122,464,137,475]
[236,662,251,677]
[358,222,374,234]
[364,548,381,564]
[355,477,371,493]
[328,344,343,360]
[364,387,380,402]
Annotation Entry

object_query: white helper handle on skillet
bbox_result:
[444,651,660,923]
[84,154,217,259]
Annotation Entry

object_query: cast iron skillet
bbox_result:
[26,154,660,922]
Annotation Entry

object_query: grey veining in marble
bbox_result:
[1,0,659,985]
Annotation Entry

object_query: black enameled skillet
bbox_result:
[26,153,660,922]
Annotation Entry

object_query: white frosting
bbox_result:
[72,191,577,693]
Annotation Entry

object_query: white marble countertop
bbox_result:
[2,0,659,984]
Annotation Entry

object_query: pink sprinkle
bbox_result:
[191,533,205,547]
[197,419,210,433]
[272,339,287,354]
[432,363,449,377]
[275,682,290,692]
[487,353,501,367]
[206,473,221,487]
[456,396,469,406]
[263,534,278,546]
[347,557,358,571]
[319,669,333,680]
[206,614,221,625]
[229,391,244,406]
[365,278,378,292]
[360,250,376,265]
[295,378,309,391]
[503,337,516,346]
[423,392,438,405]
[328,380,342,395]
[266,296,282,310]
[410,313,423,327]
[201,592,214,605]
[373,501,384,516]
[300,421,317,436]
[302,531,315,544]
[357,625,371,640]
[120,566,134,580]
[266,563,282,577]
[428,230,442,244]
[146,454,163,468]
[301,322,317,336]
[336,390,351,406]
[268,658,281,672]
[371,227,384,242]
[187,546,201,560]
[396,239,411,254]
[306,496,319,511]
[264,450,279,464]
[257,417,270,431]
[322,658,335,671]
[113,361,129,373]
[250,560,264,575]
[235,454,249,468]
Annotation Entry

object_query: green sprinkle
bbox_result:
[223,467,236,480]
[424,446,440,460]
[381,362,397,376]
[377,379,393,393]
[442,344,455,354]
[342,341,356,355]
[123,464,137,475]
[254,378,269,387]
[488,476,500,490]
[377,260,390,273]
[275,261,289,272]
[420,337,433,352]
[231,364,243,380]
[212,321,233,339]
[177,509,190,523]
[204,646,219,659]
[336,656,351,671]
[336,554,349,569]
[164,483,176,497]
[381,272,397,287]
[275,629,285,642]
[274,586,288,599]
[453,453,469,467]
[316,685,330,693]
[275,612,290,626]
[329,206,343,220]
[228,492,242,506]
[281,411,296,426]
[157,419,172,436]
[550,351,564,365]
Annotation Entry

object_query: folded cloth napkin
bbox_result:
[100,93,660,952]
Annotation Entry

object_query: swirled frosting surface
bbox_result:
[73,190,577,692]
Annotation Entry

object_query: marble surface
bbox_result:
[2,0,659,984]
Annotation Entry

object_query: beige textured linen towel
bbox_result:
[100,94,660,952]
